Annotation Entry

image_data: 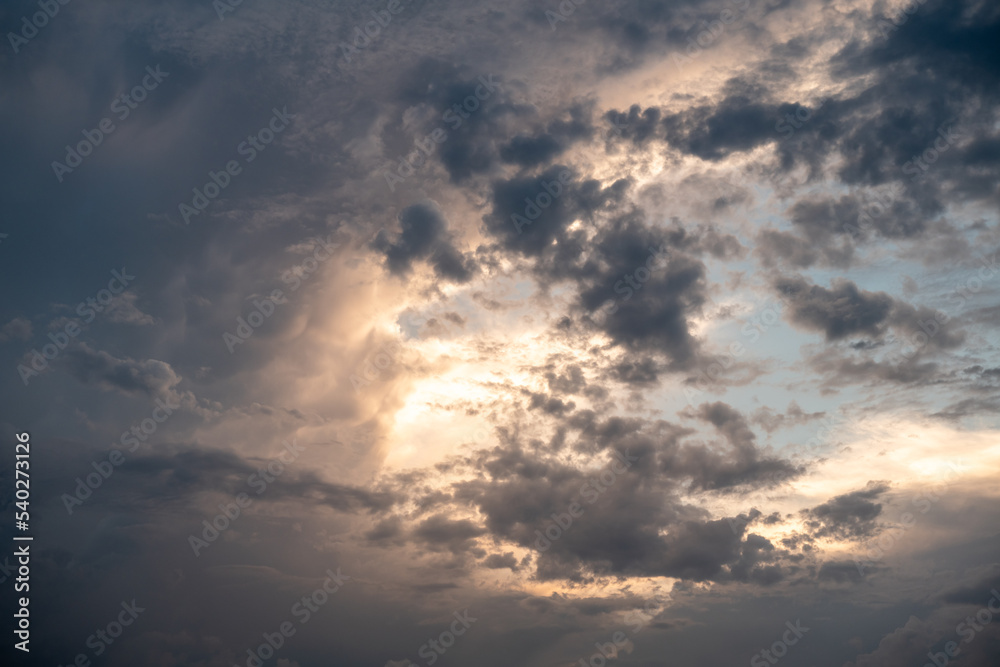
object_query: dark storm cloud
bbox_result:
[604,105,663,145]
[60,343,182,400]
[108,447,399,513]
[680,402,802,491]
[481,552,520,571]
[499,102,594,167]
[773,276,894,341]
[388,60,596,188]
[482,164,588,260]
[436,404,803,582]
[4,0,1000,665]
[372,200,475,282]
[727,533,783,585]
[816,559,869,584]
[481,165,717,369]
[412,514,486,554]
[603,90,785,161]
[661,94,781,161]
[544,363,587,395]
[802,481,891,540]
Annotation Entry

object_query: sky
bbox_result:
[1,0,999,665]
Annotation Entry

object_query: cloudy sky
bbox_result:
[2,0,1000,665]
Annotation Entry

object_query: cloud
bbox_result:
[373,200,475,282]
[0,316,32,342]
[801,481,891,540]
[61,343,183,401]
[774,276,894,341]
